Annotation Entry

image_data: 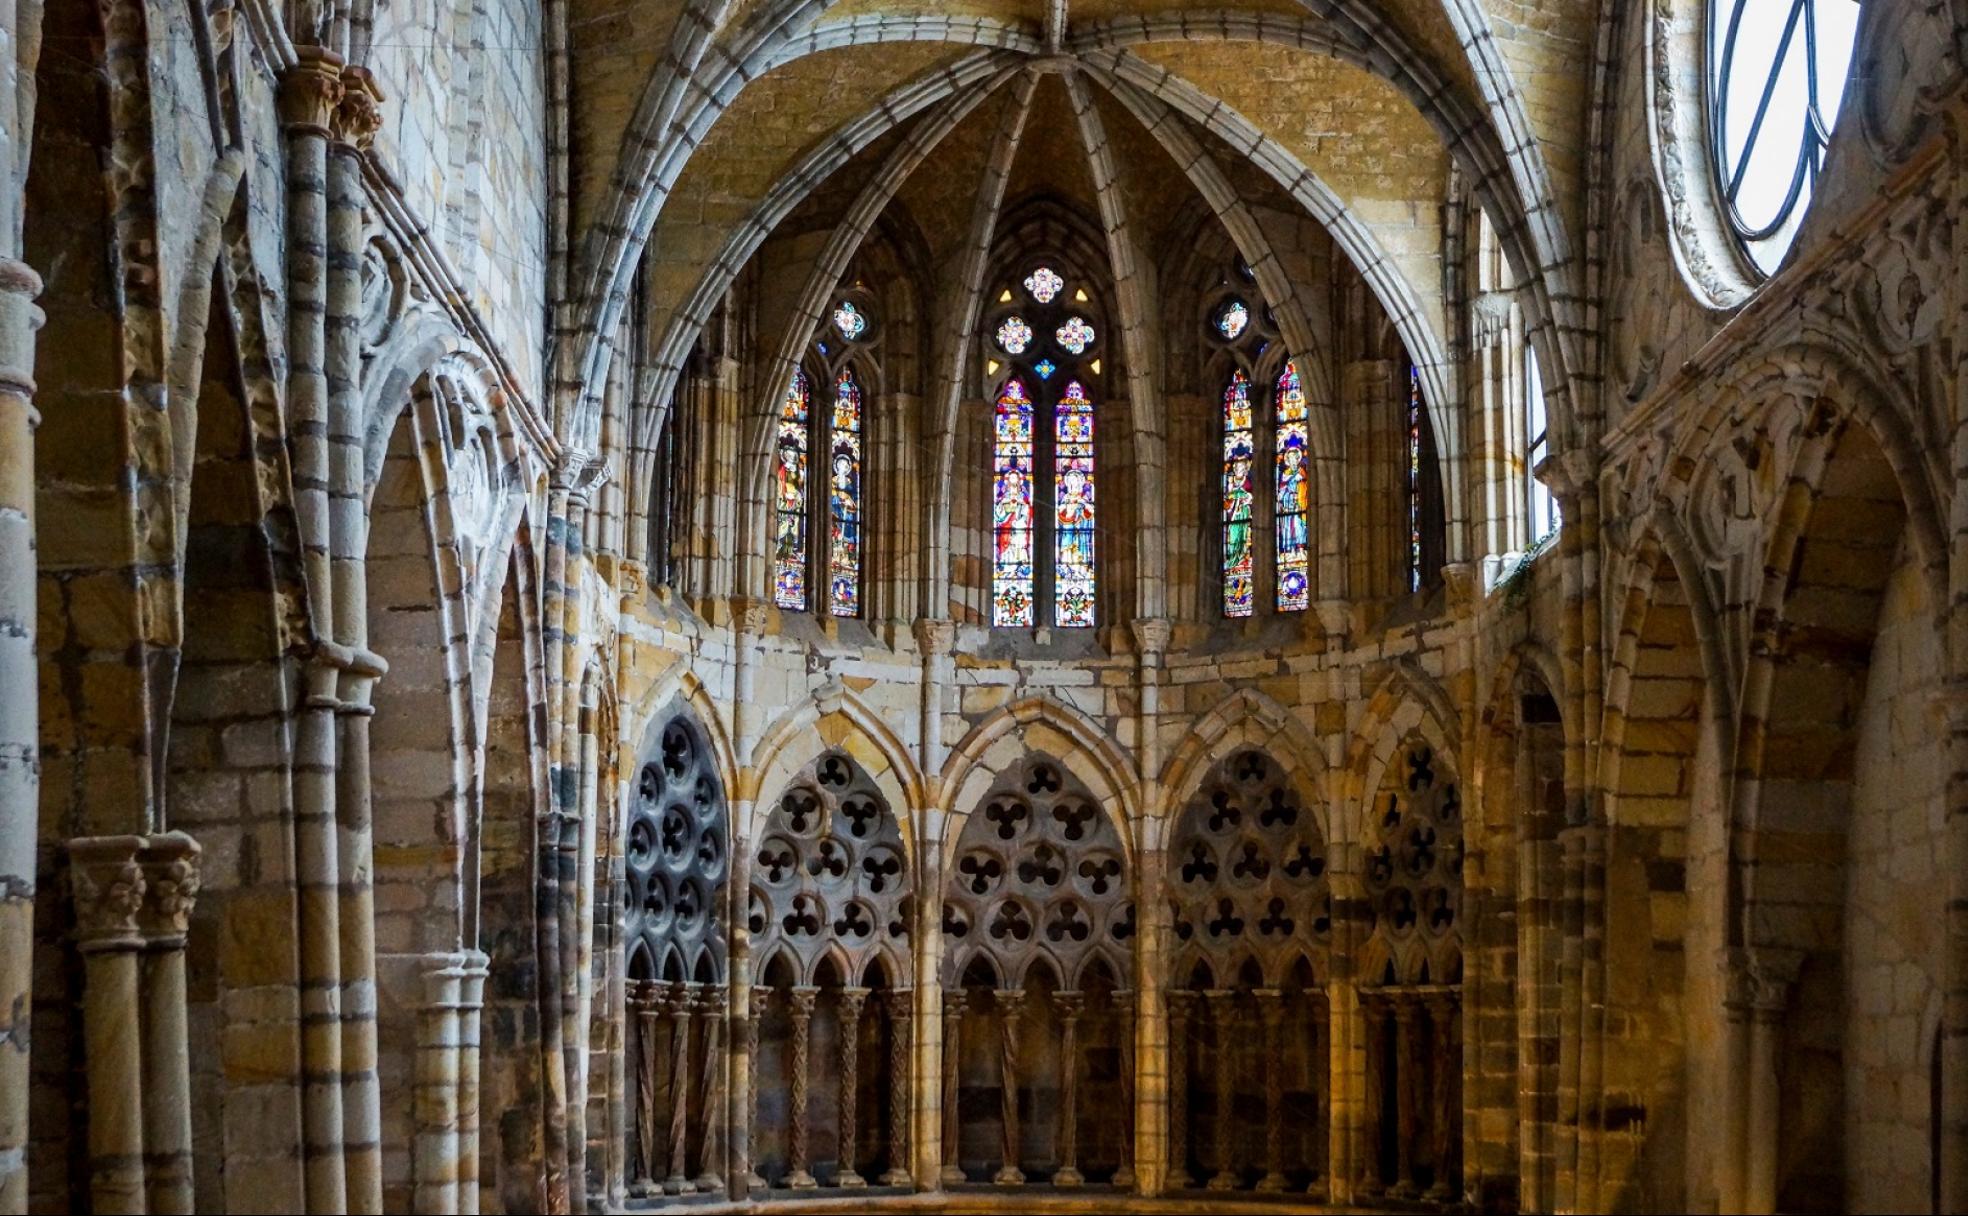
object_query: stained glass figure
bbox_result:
[1034,358,1057,381]
[827,369,863,616]
[1216,300,1251,341]
[1053,380,1097,627]
[992,379,1037,627]
[1222,370,1256,618]
[1274,361,1310,612]
[1055,316,1095,355]
[1408,366,1424,592]
[832,301,868,341]
[996,315,1034,355]
[1024,266,1064,304]
[772,368,812,610]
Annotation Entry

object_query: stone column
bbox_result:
[328,67,386,1216]
[881,988,913,1186]
[280,47,351,1214]
[745,991,768,1191]
[1393,995,1422,1197]
[992,989,1025,1185]
[786,987,820,1189]
[1166,989,1195,1189]
[1111,988,1137,1190]
[69,836,149,1214]
[410,952,486,1215]
[693,985,727,1193]
[939,991,965,1186]
[1718,962,1751,1215]
[1427,993,1459,1201]
[0,257,43,1216]
[664,982,696,1194]
[1744,975,1790,1216]
[632,982,662,1192]
[1309,990,1331,1196]
[1205,989,1239,1191]
[457,955,488,1216]
[1357,992,1384,1198]
[836,986,870,1187]
[135,834,202,1214]
[1052,992,1085,1186]
[1254,989,1287,1193]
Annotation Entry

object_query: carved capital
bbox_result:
[1050,990,1086,1021]
[332,66,385,150]
[1129,617,1173,658]
[884,987,914,1019]
[732,595,772,636]
[1252,987,1287,1027]
[67,836,148,952]
[992,987,1026,1017]
[1439,562,1478,611]
[912,617,957,656]
[278,48,347,136]
[135,831,202,945]
[789,985,820,1019]
[837,985,870,1021]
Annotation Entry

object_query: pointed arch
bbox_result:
[619,662,741,827]
[1343,662,1462,854]
[935,695,1142,867]
[1158,686,1330,827]
[748,683,927,849]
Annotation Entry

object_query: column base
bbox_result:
[1305,1173,1327,1199]
[1112,1165,1136,1190]
[1256,1171,1288,1192]
[879,1167,913,1187]
[1425,1180,1454,1202]
[1207,1170,1238,1191]
[786,1169,817,1190]
[745,1171,767,1191]
[662,1174,696,1195]
[1054,1166,1084,1187]
[939,1164,966,1186]
[694,1171,723,1193]
[1392,1180,1421,1199]
[838,1169,866,1188]
[1167,1168,1192,1189]
[993,1164,1026,1185]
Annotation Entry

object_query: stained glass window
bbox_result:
[772,368,812,610]
[1024,266,1064,304]
[1054,380,1097,628]
[1216,300,1250,341]
[1274,361,1310,612]
[997,316,1034,355]
[1034,358,1057,381]
[1408,367,1424,593]
[832,301,868,341]
[1055,316,1095,355]
[1222,370,1256,618]
[827,369,863,616]
[992,378,1037,627]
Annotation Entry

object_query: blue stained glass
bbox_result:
[1222,370,1255,618]
[993,379,1036,626]
[1054,380,1097,628]
[772,369,812,610]
[827,369,863,617]
[1034,358,1057,381]
[832,301,868,341]
[1275,361,1310,612]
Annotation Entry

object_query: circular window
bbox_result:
[1707,0,1861,275]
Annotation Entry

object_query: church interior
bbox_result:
[2,0,1964,1212]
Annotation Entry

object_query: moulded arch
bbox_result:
[1343,661,1462,854]
[1159,686,1330,825]
[935,695,1142,869]
[748,684,926,848]
[620,664,742,825]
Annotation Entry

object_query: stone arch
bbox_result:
[935,695,1142,866]
[1344,663,1461,855]
[1159,686,1330,826]
[748,685,926,847]
[617,665,741,825]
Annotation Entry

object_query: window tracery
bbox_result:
[942,756,1132,1186]
[986,264,1102,629]
[772,288,877,616]
[1708,0,1861,275]
[1167,750,1331,1192]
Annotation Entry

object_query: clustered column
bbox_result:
[67,833,203,1215]
[412,951,488,1216]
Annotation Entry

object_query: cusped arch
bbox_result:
[1343,662,1461,853]
[748,684,926,848]
[936,695,1141,866]
[1159,686,1330,827]
[621,664,741,829]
